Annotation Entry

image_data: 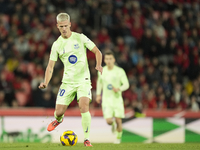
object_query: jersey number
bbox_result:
[59,89,65,96]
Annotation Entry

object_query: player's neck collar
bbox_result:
[107,65,115,70]
[61,32,73,40]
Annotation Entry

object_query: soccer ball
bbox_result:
[60,130,78,146]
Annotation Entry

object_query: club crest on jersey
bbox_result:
[74,44,79,49]
[107,84,113,90]
[68,55,77,64]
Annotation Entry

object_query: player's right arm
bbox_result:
[39,41,58,89]
[96,72,103,104]
[38,60,55,89]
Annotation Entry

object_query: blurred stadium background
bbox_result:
[0,0,200,144]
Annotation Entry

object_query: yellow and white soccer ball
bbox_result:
[60,130,78,146]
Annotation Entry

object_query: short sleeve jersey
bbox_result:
[97,65,129,106]
[50,32,95,83]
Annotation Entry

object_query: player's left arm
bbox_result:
[91,46,103,74]
[113,69,129,92]
[119,70,129,91]
[81,33,103,74]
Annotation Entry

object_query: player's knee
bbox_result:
[106,119,113,125]
[79,97,90,113]
[79,106,89,113]
[115,118,122,125]
[55,105,68,117]
[107,121,112,125]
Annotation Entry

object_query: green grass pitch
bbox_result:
[0,143,200,150]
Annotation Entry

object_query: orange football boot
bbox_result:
[47,119,63,131]
[84,140,93,147]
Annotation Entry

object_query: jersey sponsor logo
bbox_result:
[68,55,77,64]
[74,44,79,49]
[107,84,113,90]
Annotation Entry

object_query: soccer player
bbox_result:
[38,13,103,147]
[96,51,129,144]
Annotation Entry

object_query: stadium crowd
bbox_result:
[0,0,199,112]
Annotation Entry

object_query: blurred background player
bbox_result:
[96,51,129,144]
[38,13,103,147]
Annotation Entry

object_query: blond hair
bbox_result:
[56,13,70,22]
